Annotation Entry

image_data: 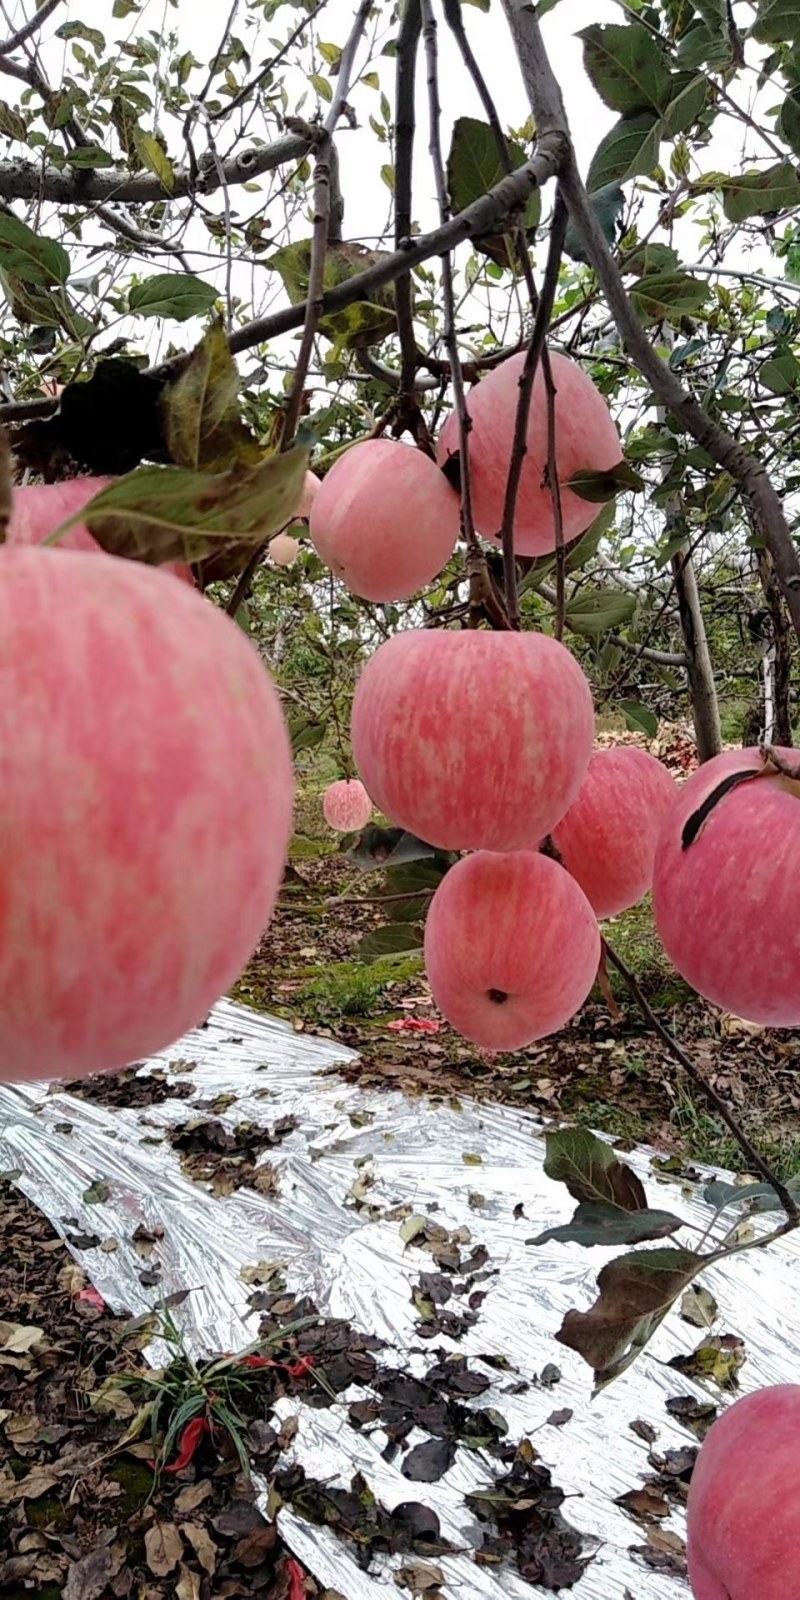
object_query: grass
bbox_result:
[605,895,693,1008]
[669,1080,800,1181]
[295,954,424,1022]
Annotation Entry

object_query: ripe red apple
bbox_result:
[323,778,372,832]
[552,747,677,919]
[6,477,195,585]
[436,350,621,555]
[0,545,294,1083]
[424,851,599,1050]
[652,746,800,1027]
[309,439,460,602]
[686,1385,800,1599]
[351,628,594,852]
[270,532,301,567]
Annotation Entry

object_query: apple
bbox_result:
[0,545,294,1082]
[652,746,800,1027]
[436,349,621,555]
[6,476,195,585]
[424,850,600,1049]
[323,778,373,832]
[351,627,594,852]
[552,746,677,918]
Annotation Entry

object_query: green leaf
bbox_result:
[446,116,541,255]
[704,1177,800,1214]
[463,0,490,10]
[579,23,673,114]
[83,1179,111,1205]
[67,146,115,169]
[134,130,174,193]
[161,319,261,472]
[660,72,708,137]
[543,1127,648,1208]
[621,700,659,737]
[129,273,218,322]
[288,714,327,756]
[586,112,662,191]
[624,242,681,277]
[530,1202,684,1249]
[629,270,710,322]
[0,214,70,287]
[0,100,26,142]
[568,460,645,502]
[676,19,734,69]
[355,924,425,961]
[779,90,800,159]
[310,72,333,102]
[56,19,106,52]
[721,161,800,222]
[268,238,396,348]
[556,1247,707,1390]
[759,349,800,395]
[751,0,800,42]
[72,448,309,567]
[564,182,624,261]
[565,588,638,636]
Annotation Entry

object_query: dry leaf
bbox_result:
[183,1522,217,1576]
[63,1543,123,1600]
[176,1565,202,1600]
[2,1464,59,1502]
[175,1479,213,1515]
[144,1521,183,1577]
[58,1262,87,1295]
[5,1414,41,1444]
[89,1383,136,1420]
[680,1285,718,1329]
[0,1321,45,1354]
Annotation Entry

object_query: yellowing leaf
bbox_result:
[135,131,175,193]
[162,320,261,473]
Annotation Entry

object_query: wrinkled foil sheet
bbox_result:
[2,997,798,1599]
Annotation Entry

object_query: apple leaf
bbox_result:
[0,213,70,287]
[751,0,800,42]
[161,319,261,473]
[355,924,425,961]
[529,1202,684,1249]
[69,448,309,566]
[542,1126,648,1209]
[129,273,218,322]
[568,460,645,502]
[579,23,673,115]
[586,112,662,192]
[556,1247,707,1390]
[565,588,638,637]
[629,270,710,322]
[446,116,541,248]
[721,161,800,223]
[621,700,659,738]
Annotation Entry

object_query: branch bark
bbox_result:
[671,539,723,761]
[0,0,63,54]
[500,0,800,648]
[0,132,312,204]
[394,0,422,405]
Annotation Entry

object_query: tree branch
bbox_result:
[0,0,63,54]
[394,0,422,407]
[605,940,799,1221]
[498,0,800,647]
[0,131,312,204]
[499,191,567,627]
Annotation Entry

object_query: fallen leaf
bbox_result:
[63,1543,122,1600]
[401,1437,456,1483]
[175,1479,214,1515]
[2,1464,59,1502]
[144,1521,183,1577]
[396,1561,445,1593]
[0,1321,45,1354]
[680,1284,718,1329]
[615,1488,670,1522]
[183,1522,217,1576]
[176,1564,202,1600]
[89,1383,136,1420]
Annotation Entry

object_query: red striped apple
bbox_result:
[686,1386,800,1599]
[309,439,460,602]
[351,628,594,852]
[0,545,294,1082]
[652,746,800,1026]
[323,778,372,832]
[553,747,677,918]
[424,850,600,1050]
[436,350,621,555]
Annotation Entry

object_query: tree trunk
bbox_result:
[670,542,723,762]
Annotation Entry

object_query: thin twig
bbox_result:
[0,0,62,54]
[499,189,567,627]
[604,940,800,1220]
[420,0,491,632]
[280,131,333,447]
[215,0,330,120]
[543,347,566,641]
[395,0,422,406]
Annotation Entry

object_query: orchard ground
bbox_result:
[234,723,800,1185]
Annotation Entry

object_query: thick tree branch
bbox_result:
[0,132,312,204]
[499,0,800,647]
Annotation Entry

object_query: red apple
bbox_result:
[652,746,800,1026]
[436,350,621,555]
[323,778,372,832]
[270,532,301,567]
[0,545,294,1082]
[686,1385,800,1599]
[552,747,677,918]
[424,850,600,1050]
[351,627,594,852]
[309,439,460,602]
